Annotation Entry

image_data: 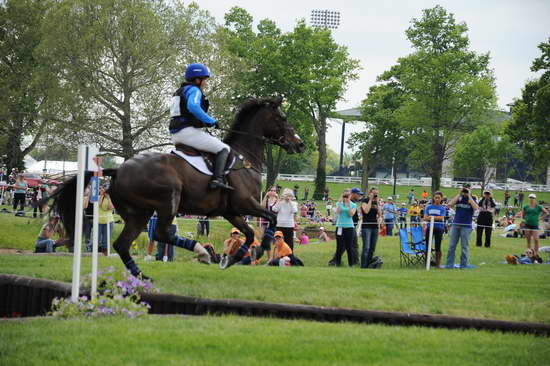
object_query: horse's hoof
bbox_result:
[137,272,153,282]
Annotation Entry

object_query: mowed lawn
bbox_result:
[1,211,549,324]
[1,315,549,366]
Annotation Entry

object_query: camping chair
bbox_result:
[410,226,435,261]
[399,228,426,267]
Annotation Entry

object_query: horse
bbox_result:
[48,97,304,278]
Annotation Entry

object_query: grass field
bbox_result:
[1,315,549,366]
[1,210,549,324]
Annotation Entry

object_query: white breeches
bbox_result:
[171,127,229,154]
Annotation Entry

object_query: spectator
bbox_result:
[156,216,177,262]
[145,213,158,261]
[260,186,278,231]
[494,200,501,217]
[272,188,298,250]
[318,227,329,242]
[82,187,95,252]
[407,189,415,204]
[303,187,309,201]
[421,190,428,201]
[445,186,479,269]
[349,187,363,264]
[35,216,64,253]
[521,194,549,255]
[398,203,408,229]
[476,190,496,248]
[518,191,525,208]
[299,231,310,245]
[300,203,308,218]
[223,228,252,265]
[505,248,542,265]
[98,185,114,254]
[408,201,421,227]
[331,189,357,267]
[307,201,316,219]
[382,197,397,236]
[12,174,28,216]
[424,192,446,268]
[293,185,299,199]
[268,231,295,266]
[325,199,333,217]
[360,187,383,269]
[197,216,210,236]
[513,192,519,207]
[503,190,511,207]
[323,187,330,201]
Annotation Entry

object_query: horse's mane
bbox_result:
[224,96,282,145]
[230,96,282,131]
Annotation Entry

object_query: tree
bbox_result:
[349,83,410,192]
[282,22,360,199]
[0,0,58,171]
[380,5,496,193]
[507,38,550,182]
[38,0,222,159]
[453,123,516,193]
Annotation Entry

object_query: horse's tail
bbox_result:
[47,168,118,243]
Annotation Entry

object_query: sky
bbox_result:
[192,0,550,154]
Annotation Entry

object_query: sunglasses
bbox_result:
[274,236,282,239]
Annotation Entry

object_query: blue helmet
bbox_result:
[184,63,210,81]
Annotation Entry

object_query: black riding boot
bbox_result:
[209,149,234,191]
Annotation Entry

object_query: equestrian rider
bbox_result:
[169,63,233,190]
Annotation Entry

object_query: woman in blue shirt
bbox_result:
[12,174,28,216]
[423,191,446,267]
[332,189,357,266]
[382,197,397,236]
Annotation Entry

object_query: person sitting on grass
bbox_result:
[299,231,310,245]
[318,227,329,242]
[223,228,253,265]
[268,231,303,266]
[505,248,543,265]
[35,216,64,253]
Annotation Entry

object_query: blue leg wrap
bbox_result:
[261,228,274,250]
[124,259,140,276]
[174,235,197,251]
[233,244,249,262]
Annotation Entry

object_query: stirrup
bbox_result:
[209,179,234,191]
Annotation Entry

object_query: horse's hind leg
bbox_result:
[113,213,151,277]
[153,212,210,264]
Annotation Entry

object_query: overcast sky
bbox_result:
[193,0,550,154]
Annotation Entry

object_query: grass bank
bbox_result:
[1,315,548,366]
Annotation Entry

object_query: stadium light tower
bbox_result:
[310,9,340,29]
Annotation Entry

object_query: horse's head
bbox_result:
[261,97,305,154]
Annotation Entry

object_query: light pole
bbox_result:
[310,9,341,29]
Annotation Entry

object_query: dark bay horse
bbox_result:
[50,97,304,278]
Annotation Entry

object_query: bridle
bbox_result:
[216,126,287,146]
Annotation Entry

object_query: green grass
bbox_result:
[1,315,549,366]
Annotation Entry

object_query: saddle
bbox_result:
[175,143,235,172]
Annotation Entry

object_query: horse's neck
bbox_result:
[226,116,265,169]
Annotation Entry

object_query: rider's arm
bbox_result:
[185,87,216,125]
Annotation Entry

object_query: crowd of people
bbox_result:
[0,168,54,218]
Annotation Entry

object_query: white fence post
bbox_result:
[426,216,435,271]
[70,145,87,302]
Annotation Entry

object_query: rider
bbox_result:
[169,63,233,190]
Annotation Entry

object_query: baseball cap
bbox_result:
[274,231,284,238]
[528,194,536,199]
[351,187,364,195]
[230,227,240,234]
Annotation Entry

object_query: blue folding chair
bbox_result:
[399,228,425,267]
[410,226,426,252]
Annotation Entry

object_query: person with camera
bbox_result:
[445,186,479,269]
[260,186,279,232]
[424,191,446,267]
[272,188,298,250]
[330,189,357,267]
[360,187,383,268]
[521,194,548,255]
[476,190,496,248]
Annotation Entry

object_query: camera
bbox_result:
[373,194,378,198]
[461,188,469,194]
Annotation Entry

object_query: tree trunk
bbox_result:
[430,140,444,194]
[361,149,369,194]
[265,145,283,190]
[313,115,327,200]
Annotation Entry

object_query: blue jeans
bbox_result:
[384,218,394,236]
[98,222,114,251]
[35,238,55,253]
[156,225,177,261]
[360,226,379,268]
[446,224,472,268]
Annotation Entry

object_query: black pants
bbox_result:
[198,220,209,236]
[425,227,444,252]
[276,227,295,251]
[476,226,492,247]
[334,227,356,266]
[13,193,25,212]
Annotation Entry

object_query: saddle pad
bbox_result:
[171,150,235,176]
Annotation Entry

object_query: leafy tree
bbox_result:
[380,5,496,193]
[0,0,59,171]
[282,22,360,199]
[453,123,517,193]
[507,38,550,182]
[38,0,222,159]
